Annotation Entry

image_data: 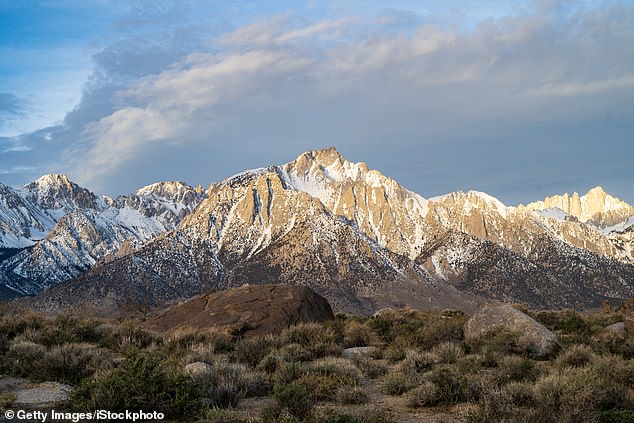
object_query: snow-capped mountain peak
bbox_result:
[21,173,101,211]
[524,186,634,227]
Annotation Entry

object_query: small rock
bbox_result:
[464,303,558,356]
[184,362,212,378]
[342,346,377,359]
[373,308,404,321]
[13,382,73,409]
[604,322,625,336]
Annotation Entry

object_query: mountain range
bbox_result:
[1,147,633,315]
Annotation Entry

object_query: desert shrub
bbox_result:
[273,358,359,403]
[72,351,201,420]
[423,365,468,404]
[400,349,438,374]
[305,357,361,382]
[336,386,368,405]
[590,355,634,389]
[406,381,439,407]
[283,323,334,348]
[502,381,535,406]
[555,344,596,368]
[295,373,344,402]
[384,338,409,362]
[343,320,376,348]
[416,311,467,349]
[195,360,269,408]
[274,362,305,385]
[34,343,114,384]
[463,371,499,402]
[465,327,527,356]
[533,369,597,423]
[592,330,634,359]
[0,392,16,413]
[380,372,417,396]
[0,311,46,340]
[205,332,236,354]
[258,353,283,375]
[165,329,217,352]
[3,340,46,377]
[314,408,394,423]
[373,309,466,352]
[430,341,464,364]
[495,354,540,384]
[275,358,360,403]
[273,382,313,420]
[234,335,279,368]
[595,409,634,423]
[467,385,516,423]
[533,310,592,345]
[351,355,387,379]
[278,343,313,363]
[200,407,249,423]
[455,353,485,374]
[99,320,162,352]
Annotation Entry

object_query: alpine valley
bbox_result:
[1,148,633,315]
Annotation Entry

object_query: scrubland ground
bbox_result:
[0,306,633,422]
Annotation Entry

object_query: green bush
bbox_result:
[2,340,46,377]
[380,372,417,396]
[466,327,527,356]
[431,341,464,364]
[273,382,313,420]
[234,335,279,368]
[35,343,114,384]
[423,365,468,404]
[343,320,376,348]
[595,409,634,423]
[72,351,201,420]
[195,360,269,408]
[400,349,438,375]
[336,386,368,405]
[407,381,439,407]
[351,355,387,379]
[495,354,540,384]
[555,344,596,368]
[283,323,334,348]
[0,392,16,414]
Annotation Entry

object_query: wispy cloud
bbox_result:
[0,93,26,127]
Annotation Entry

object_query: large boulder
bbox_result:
[464,303,558,356]
[143,284,334,337]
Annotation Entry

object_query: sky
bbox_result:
[1,0,633,205]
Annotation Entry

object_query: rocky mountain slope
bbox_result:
[2,148,634,314]
[0,179,205,298]
[8,148,632,315]
[524,187,634,227]
[0,174,103,249]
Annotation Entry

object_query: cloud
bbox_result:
[0,93,26,126]
[3,1,634,205]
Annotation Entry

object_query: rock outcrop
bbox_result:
[524,186,634,228]
[8,382,73,410]
[463,303,559,356]
[143,284,335,337]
